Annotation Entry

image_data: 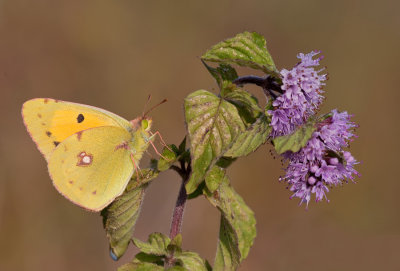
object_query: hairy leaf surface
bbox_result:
[202,31,278,76]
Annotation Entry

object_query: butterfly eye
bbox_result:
[141,119,149,129]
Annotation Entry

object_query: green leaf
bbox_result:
[167,267,186,271]
[134,252,164,265]
[170,233,183,248]
[213,216,240,271]
[205,166,226,193]
[133,232,171,256]
[157,145,178,171]
[184,90,246,194]
[174,251,210,271]
[202,60,238,88]
[202,31,278,76]
[224,113,271,157]
[215,156,237,168]
[187,181,206,200]
[272,120,317,154]
[221,81,262,126]
[205,177,256,270]
[178,137,187,154]
[101,177,151,260]
[126,169,159,190]
[167,234,183,254]
[118,262,164,271]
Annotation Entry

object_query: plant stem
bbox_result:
[166,163,190,268]
[233,75,282,98]
[169,177,188,240]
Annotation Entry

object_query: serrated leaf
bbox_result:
[202,31,278,76]
[157,145,178,171]
[272,121,317,154]
[205,177,256,270]
[133,232,171,256]
[202,60,238,88]
[174,251,210,271]
[184,90,246,194]
[221,82,262,126]
[101,180,150,260]
[118,262,164,271]
[224,114,271,157]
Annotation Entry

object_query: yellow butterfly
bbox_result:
[22,98,157,212]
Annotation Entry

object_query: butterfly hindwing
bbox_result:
[22,98,132,161]
[48,126,134,211]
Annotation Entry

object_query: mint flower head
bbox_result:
[268,51,327,137]
[280,110,359,206]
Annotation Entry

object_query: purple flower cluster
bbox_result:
[280,110,359,206]
[268,51,326,137]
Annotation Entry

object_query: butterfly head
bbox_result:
[130,116,152,132]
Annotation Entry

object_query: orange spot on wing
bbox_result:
[44,99,49,104]
[37,113,42,118]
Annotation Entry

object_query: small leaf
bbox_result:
[221,81,262,126]
[101,180,150,260]
[224,114,271,157]
[272,120,317,154]
[215,156,237,168]
[157,145,178,171]
[205,177,256,270]
[184,90,245,194]
[174,251,210,271]
[118,262,164,271]
[187,181,206,200]
[169,233,183,248]
[202,31,278,76]
[134,252,164,265]
[167,234,183,254]
[178,137,187,153]
[205,166,225,193]
[202,60,238,88]
[133,232,171,256]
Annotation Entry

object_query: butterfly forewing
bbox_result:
[22,98,131,161]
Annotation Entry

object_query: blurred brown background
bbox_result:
[1,0,399,270]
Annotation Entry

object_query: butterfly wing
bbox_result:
[22,98,132,161]
[48,126,134,211]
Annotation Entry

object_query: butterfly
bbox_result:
[22,98,162,211]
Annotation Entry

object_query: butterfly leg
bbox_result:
[130,153,144,180]
[148,139,169,160]
[149,131,173,152]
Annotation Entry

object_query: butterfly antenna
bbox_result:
[143,98,167,117]
[142,94,152,117]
